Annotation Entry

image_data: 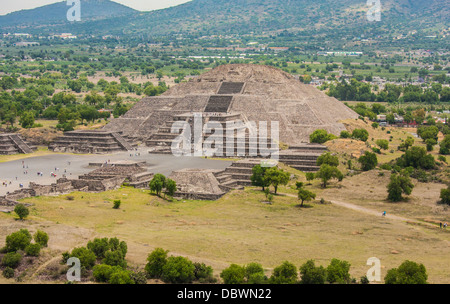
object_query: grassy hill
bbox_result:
[0,0,136,28]
[0,0,447,38]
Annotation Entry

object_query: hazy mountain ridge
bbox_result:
[0,0,447,37]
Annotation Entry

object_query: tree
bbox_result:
[376,139,389,150]
[398,136,414,151]
[250,165,270,191]
[87,238,110,259]
[25,244,41,257]
[425,138,437,151]
[440,185,450,205]
[103,250,127,268]
[310,129,337,144]
[358,151,378,171]
[194,262,215,283]
[299,260,327,284]
[384,260,427,284]
[263,167,290,194]
[149,174,166,197]
[33,230,49,247]
[220,264,246,284]
[417,126,439,142]
[113,200,121,209]
[352,128,369,142]
[440,135,450,155]
[298,188,316,207]
[270,261,298,284]
[109,270,135,284]
[1,252,22,269]
[145,248,168,279]
[14,204,29,220]
[396,146,435,170]
[5,229,32,252]
[387,173,414,202]
[316,152,339,167]
[315,164,343,188]
[165,179,177,197]
[245,263,267,284]
[19,111,35,129]
[326,259,351,284]
[305,172,315,184]
[161,256,196,284]
[69,247,97,269]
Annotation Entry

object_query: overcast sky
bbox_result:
[0,0,192,15]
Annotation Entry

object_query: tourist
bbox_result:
[382,211,386,217]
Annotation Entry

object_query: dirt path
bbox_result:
[278,192,439,229]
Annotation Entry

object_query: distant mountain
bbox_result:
[0,0,136,29]
[0,0,447,38]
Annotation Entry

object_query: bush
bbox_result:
[69,247,97,269]
[93,264,117,282]
[33,230,49,247]
[14,204,29,220]
[440,186,450,205]
[387,173,414,202]
[87,238,110,259]
[316,152,339,167]
[270,261,298,284]
[358,151,378,171]
[145,248,168,279]
[109,270,135,284]
[113,200,121,209]
[103,250,127,268]
[396,146,435,170]
[2,252,22,268]
[299,260,327,284]
[352,128,369,142]
[360,275,370,284]
[220,264,246,284]
[440,135,450,155]
[326,259,351,284]
[340,131,351,139]
[194,262,215,283]
[438,155,447,163]
[245,263,267,284]
[5,229,32,252]
[161,256,195,284]
[25,244,41,257]
[376,139,389,150]
[129,271,148,284]
[384,260,427,284]
[310,129,337,144]
[2,267,15,279]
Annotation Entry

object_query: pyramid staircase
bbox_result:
[0,133,35,155]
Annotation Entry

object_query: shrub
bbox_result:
[33,230,49,247]
[194,262,215,283]
[220,264,246,284]
[360,275,370,284]
[396,146,435,170]
[69,247,97,269]
[129,271,148,284]
[358,151,378,171]
[93,264,115,282]
[109,270,135,284]
[14,204,29,220]
[161,256,195,284]
[5,229,32,252]
[145,248,168,279]
[310,129,337,144]
[2,252,22,268]
[326,259,351,284]
[440,134,450,155]
[352,128,369,142]
[103,250,127,268]
[270,261,298,284]
[87,238,110,259]
[376,139,389,150]
[245,263,267,284]
[438,155,447,163]
[2,267,15,279]
[379,163,392,170]
[340,131,351,139]
[299,260,327,284]
[440,186,450,205]
[387,173,414,202]
[25,244,41,257]
[384,260,427,284]
[371,122,379,129]
[316,152,339,167]
[113,200,121,209]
